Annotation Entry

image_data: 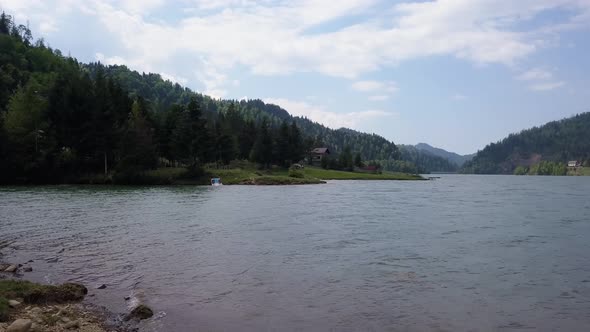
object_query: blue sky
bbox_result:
[2,0,589,154]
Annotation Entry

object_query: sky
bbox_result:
[1,0,589,154]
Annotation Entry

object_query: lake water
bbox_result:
[1,175,590,331]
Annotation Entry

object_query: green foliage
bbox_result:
[303,167,423,180]
[118,100,157,172]
[513,166,529,175]
[250,118,273,168]
[397,145,458,173]
[288,168,305,178]
[463,113,590,174]
[320,155,329,169]
[0,280,87,304]
[85,63,402,162]
[380,160,420,174]
[338,146,354,171]
[0,14,414,184]
[528,161,567,176]
[354,152,363,168]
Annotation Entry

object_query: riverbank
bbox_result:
[0,276,108,332]
[146,165,424,185]
[0,261,152,332]
[43,165,423,185]
[568,167,590,176]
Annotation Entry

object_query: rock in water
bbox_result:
[23,267,32,272]
[96,284,107,289]
[6,319,32,332]
[4,265,17,273]
[8,300,21,308]
[125,304,154,321]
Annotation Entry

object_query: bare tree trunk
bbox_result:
[104,152,108,176]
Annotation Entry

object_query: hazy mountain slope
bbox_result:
[398,145,459,173]
[462,113,590,174]
[415,143,474,166]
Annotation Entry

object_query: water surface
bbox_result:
[1,175,590,331]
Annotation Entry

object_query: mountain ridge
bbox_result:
[414,143,475,167]
[461,112,590,174]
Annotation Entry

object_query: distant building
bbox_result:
[310,147,330,165]
[568,160,581,167]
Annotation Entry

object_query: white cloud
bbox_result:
[160,72,189,86]
[95,52,126,65]
[352,80,397,93]
[3,0,589,97]
[516,67,566,92]
[529,81,565,91]
[368,95,390,101]
[117,0,164,14]
[264,98,394,129]
[452,94,468,101]
[516,68,553,81]
[353,80,397,101]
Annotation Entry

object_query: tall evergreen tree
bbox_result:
[118,100,157,171]
[275,121,291,166]
[250,118,273,168]
[289,121,304,164]
[238,120,257,159]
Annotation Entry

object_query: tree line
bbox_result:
[0,12,421,184]
[513,161,568,176]
[462,112,590,174]
[0,13,314,183]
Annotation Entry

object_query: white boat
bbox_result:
[211,178,222,186]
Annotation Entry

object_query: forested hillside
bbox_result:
[0,13,408,183]
[395,145,459,173]
[414,143,474,167]
[462,113,590,174]
[85,64,401,162]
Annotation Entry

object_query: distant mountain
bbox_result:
[396,145,459,173]
[414,143,474,166]
[462,113,590,174]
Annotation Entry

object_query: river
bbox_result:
[1,175,589,331]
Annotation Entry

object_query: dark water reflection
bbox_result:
[1,175,590,331]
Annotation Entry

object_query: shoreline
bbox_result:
[0,166,425,186]
[0,255,150,332]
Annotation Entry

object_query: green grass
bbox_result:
[569,167,590,176]
[122,163,423,185]
[302,167,425,180]
[0,280,87,305]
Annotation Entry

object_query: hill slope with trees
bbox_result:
[461,113,590,174]
[84,63,401,163]
[0,12,412,183]
[414,143,474,167]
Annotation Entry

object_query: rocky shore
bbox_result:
[0,261,153,332]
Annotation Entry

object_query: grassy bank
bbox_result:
[301,167,425,180]
[53,163,423,185]
[0,280,88,323]
[568,167,590,176]
[138,165,423,185]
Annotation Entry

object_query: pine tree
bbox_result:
[118,100,157,171]
[289,121,304,164]
[354,152,363,168]
[250,118,273,168]
[238,120,257,159]
[275,121,290,166]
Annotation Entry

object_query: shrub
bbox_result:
[288,169,305,178]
